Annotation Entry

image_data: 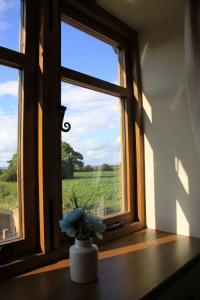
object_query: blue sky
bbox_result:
[0,1,121,167]
[61,22,118,83]
[0,0,20,51]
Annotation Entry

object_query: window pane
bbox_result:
[0,65,22,243]
[61,82,126,218]
[0,0,21,51]
[61,22,120,85]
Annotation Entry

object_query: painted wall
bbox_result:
[139,12,200,238]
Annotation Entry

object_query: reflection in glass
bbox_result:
[61,82,126,218]
[0,65,21,243]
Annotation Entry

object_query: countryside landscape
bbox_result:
[0,142,122,218]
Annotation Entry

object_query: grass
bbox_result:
[0,170,122,216]
[0,181,17,210]
[62,170,122,215]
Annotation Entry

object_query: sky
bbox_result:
[0,0,122,167]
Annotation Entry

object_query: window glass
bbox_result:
[61,22,120,85]
[0,0,21,51]
[61,82,126,218]
[0,65,21,243]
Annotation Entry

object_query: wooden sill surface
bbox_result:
[1,229,200,300]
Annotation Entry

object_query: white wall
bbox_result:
[139,12,200,238]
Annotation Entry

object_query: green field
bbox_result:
[0,170,121,216]
[0,181,17,210]
[62,170,121,215]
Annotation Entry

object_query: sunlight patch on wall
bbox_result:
[143,93,152,123]
[176,200,189,236]
[140,43,149,66]
[170,85,183,111]
[175,157,189,195]
[144,135,155,228]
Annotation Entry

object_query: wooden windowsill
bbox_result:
[1,229,200,299]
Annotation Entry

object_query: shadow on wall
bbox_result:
[139,14,200,238]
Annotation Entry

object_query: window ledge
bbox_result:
[1,229,200,299]
[0,221,144,279]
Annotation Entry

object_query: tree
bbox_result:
[99,163,113,171]
[0,154,17,182]
[83,165,94,172]
[0,142,83,182]
[61,142,84,179]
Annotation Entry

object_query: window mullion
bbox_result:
[0,46,25,69]
[130,39,145,225]
[37,0,61,253]
[20,0,38,252]
[61,66,129,98]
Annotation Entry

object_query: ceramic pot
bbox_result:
[69,238,98,283]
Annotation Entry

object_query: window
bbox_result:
[59,8,136,231]
[61,19,128,220]
[0,0,144,276]
[0,1,38,258]
[0,65,21,243]
[61,83,126,217]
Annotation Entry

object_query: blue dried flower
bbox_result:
[59,208,84,237]
[83,212,107,239]
[59,190,107,240]
[59,207,106,240]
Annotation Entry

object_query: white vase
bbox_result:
[69,238,98,283]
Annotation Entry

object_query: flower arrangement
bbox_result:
[59,191,107,240]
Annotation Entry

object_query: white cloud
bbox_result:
[0,0,17,33]
[0,108,17,167]
[61,83,123,165]
[62,134,121,165]
[0,151,15,167]
[85,140,121,165]
[61,83,118,112]
[0,81,18,166]
[61,84,119,135]
[0,80,18,97]
[116,136,120,144]
[0,19,7,31]
[0,0,15,14]
[0,82,123,167]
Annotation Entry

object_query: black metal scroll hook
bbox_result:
[59,105,71,132]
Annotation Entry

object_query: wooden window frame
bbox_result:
[37,0,145,252]
[60,14,133,222]
[60,1,145,231]
[0,0,145,278]
[0,0,38,257]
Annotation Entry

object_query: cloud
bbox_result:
[0,80,18,166]
[0,19,7,31]
[61,83,119,135]
[0,80,18,98]
[62,134,121,165]
[0,0,15,14]
[0,0,17,33]
[0,82,123,167]
[0,108,17,167]
[85,140,121,165]
[61,83,123,165]
[86,145,119,161]
[116,136,120,144]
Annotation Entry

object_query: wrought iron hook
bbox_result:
[59,105,71,132]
